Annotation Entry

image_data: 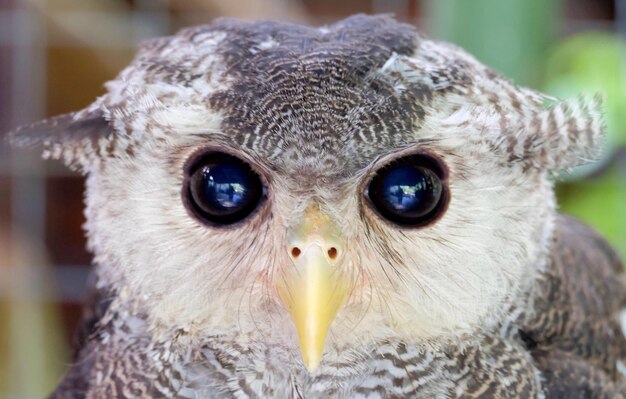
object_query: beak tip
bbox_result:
[303,355,321,372]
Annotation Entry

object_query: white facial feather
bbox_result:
[78,99,558,353]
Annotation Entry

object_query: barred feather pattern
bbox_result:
[50,216,626,398]
[53,313,542,398]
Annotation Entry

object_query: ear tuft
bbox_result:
[8,108,115,172]
[535,93,605,172]
[445,93,606,173]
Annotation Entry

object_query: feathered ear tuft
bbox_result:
[8,107,115,173]
[524,93,606,172]
[446,93,606,173]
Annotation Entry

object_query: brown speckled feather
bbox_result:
[519,214,626,398]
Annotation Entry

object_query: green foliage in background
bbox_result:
[543,32,626,259]
[426,0,559,86]
[544,33,626,149]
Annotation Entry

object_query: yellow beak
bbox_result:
[276,207,350,372]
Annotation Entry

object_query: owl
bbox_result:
[9,14,626,399]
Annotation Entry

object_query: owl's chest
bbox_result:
[167,337,541,399]
[176,349,447,398]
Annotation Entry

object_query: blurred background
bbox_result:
[0,0,624,397]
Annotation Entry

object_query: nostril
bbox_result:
[327,247,338,260]
[291,247,302,258]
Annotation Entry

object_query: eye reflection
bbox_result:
[187,152,264,225]
[382,166,440,214]
[202,167,248,210]
[367,155,446,227]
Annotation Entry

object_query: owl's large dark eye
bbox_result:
[367,154,448,227]
[185,152,264,225]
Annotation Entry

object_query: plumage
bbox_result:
[9,14,625,398]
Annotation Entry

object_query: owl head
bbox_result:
[10,15,604,370]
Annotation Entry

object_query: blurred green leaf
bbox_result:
[544,32,626,259]
[426,0,559,86]
[544,32,626,149]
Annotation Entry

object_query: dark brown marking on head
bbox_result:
[194,15,432,173]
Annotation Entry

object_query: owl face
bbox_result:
[11,15,604,370]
